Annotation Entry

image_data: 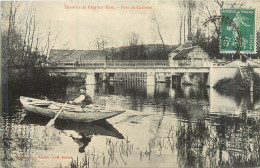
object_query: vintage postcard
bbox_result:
[1,0,260,168]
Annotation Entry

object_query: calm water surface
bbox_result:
[1,81,260,168]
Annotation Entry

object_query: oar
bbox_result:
[46,101,68,126]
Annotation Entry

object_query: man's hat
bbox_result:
[79,85,86,90]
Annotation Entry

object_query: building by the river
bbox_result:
[169,41,209,67]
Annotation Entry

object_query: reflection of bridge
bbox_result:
[44,60,260,86]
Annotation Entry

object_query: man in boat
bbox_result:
[69,85,93,108]
[70,132,92,153]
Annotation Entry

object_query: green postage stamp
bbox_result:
[221,9,256,54]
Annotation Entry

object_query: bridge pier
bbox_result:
[147,72,156,86]
[101,73,106,81]
[147,85,155,98]
[208,68,213,87]
[86,85,95,98]
[85,73,96,85]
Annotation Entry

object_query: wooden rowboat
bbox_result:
[20,113,124,139]
[20,96,126,122]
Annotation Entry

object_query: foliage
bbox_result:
[189,0,260,59]
[1,30,46,69]
[192,30,260,59]
[106,44,177,60]
[214,70,260,93]
[1,2,52,114]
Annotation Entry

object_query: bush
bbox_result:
[213,70,259,93]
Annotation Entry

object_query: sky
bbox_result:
[1,0,260,51]
[28,1,180,50]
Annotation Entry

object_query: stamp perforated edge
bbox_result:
[219,8,257,55]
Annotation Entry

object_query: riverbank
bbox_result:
[7,67,50,100]
[214,71,260,94]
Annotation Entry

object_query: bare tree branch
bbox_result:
[152,14,167,57]
[30,9,36,54]
[91,35,112,50]
[45,26,51,56]
[213,0,222,7]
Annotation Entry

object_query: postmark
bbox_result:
[202,15,241,64]
[220,9,256,54]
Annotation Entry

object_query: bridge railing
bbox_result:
[170,60,211,67]
[46,60,212,68]
[47,60,170,68]
[48,61,106,68]
[105,60,169,67]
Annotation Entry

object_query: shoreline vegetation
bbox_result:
[214,70,260,94]
[8,67,50,96]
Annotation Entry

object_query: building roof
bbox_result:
[172,47,197,60]
[48,49,106,62]
[180,40,193,48]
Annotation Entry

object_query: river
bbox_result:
[1,80,260,168]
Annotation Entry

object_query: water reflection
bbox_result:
[20,113,124,153]
[175,117,260,167]
[70,132,92,153]
[1,79,260,168]
[208,88,260,117]
[147,86,155,98]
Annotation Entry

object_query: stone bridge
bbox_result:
[43,60,260,87]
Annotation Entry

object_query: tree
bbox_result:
[178,0,196,44]
[22,7,38,66]
[178,0,184,44]
[125,32,141,46]
[124,32,141,60]
[196,0,245,39]
[91,35,112,51]
[151,14,167,58]
[1,2,61,67]
[187,0,196,40]
[41,26,60,58]
[191,0,246,59]
[2,2,23,66]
